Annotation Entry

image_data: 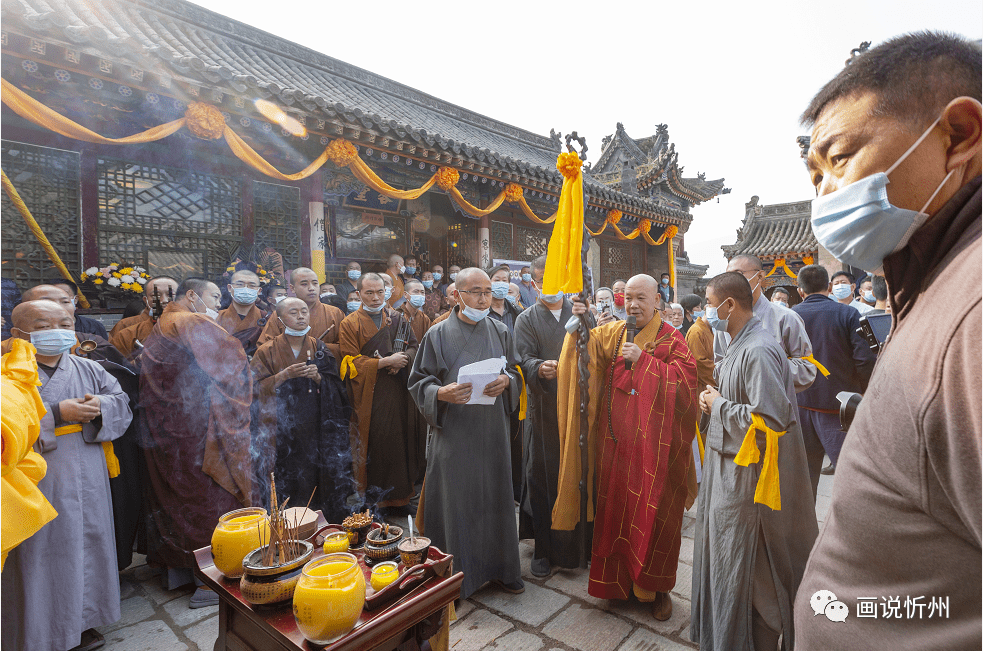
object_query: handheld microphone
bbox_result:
[624,315,637,370]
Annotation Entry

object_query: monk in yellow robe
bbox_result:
[1,338,57,569]
[216,270,269,355]
[258,267,344,359]
[339,273,426,510]
[111,276,179,357]
[399,278,432,343]
[554,274,698,621]
[384,254,405,308]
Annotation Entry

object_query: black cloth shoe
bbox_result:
[69,629,105,651]
[821,463,836,475]
[190,586,219,609]
[493,579,525,594]
[530,557,552,578]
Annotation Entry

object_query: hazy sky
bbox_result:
[195,0,981,275]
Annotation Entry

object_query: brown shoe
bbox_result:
[651,591,673,621]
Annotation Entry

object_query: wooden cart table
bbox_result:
[194,518,462,651]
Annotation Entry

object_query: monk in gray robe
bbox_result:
[408,268,524,599]
[691,273,817,651]
[514,255,573,577]
[713,255,818,393]
[2,300,132,651]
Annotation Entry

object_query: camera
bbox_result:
[857,312,892,353]
[837,391,863,432]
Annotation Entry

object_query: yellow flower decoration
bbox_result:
[639,219,652,234]
[556,151,583,180]
[184,102,226,140]
[259,270,267,275]
[606,209,623,225]
[504,183,524,204]
[93,278,104,285]
[80,273,88,281]
[112,272,122,278]
[436,167,460,191]
[120,267,133,275]
[326,139,358,167]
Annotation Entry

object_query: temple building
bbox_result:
[721,195,818,306]
[589,122,727,296]
[1,0,725,317]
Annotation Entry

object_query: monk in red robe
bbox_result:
[140,278,253,607]
[216,270,269,356]
[554,274,698,621]
[258,267,344,359]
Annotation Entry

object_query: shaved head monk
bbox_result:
[385,254,405,308]
[216,269,269,356]
[558,273,699,621]
[250,297,353,523]
[138,277,253,609]
[258,267,344,359]
[3,300,132,651]
[109,276,179,357]
[432,282,456,325]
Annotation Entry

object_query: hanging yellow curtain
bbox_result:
[1,169,90,308]
[646,224,678,286]
[506,184,556,224]
[765,258,797,279]
[587,209,622,237]
[541,151,584,295]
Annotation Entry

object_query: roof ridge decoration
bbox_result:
[2,0,693,227]
[722,194,818,261]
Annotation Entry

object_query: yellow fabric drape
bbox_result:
[448,186,507,218]
[541,152,585,295]
[1,170,91,308]
[54,424,120,478]
[348,155,437,200]
[733,413,786,511]
[223,127,331,182]
[515,365,527,421]
[765,258,797,279]
[796,354,831,378]
[696,420,705,463]
[340,354,360,380]
[514,199,557,224]
[1,78,186,145]
[2,339,58,569]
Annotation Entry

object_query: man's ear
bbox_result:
[797,287,806,299]
[942,97,982,173]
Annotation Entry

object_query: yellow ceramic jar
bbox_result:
[370,562,399,591]
[322,531,350,554]
[211,507,269,579]
[293,553,366,645]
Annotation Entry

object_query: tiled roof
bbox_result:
[721,197,817,260]
[0,0,692,225]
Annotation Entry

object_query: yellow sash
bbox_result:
[54,424,120,478]
[696,421,705,463]
[733,413,785,510]
[515,365,527,421]
[796,354,831,377]
[339,354,360,380]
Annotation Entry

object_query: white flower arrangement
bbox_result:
[121,275,135,284]
[107,277,121,287]
[85,267,99,276]
[136,277,147,284]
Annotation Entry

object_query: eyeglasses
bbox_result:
[459,289,492,298]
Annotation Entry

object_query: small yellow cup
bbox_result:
[323,531,350,554]
[370,562,399,591]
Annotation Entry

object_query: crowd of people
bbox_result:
[0,31,979,651]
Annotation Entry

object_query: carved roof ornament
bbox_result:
[845,41,872,66]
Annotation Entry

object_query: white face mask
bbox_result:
[831,284,853,300]
[190,293,219,320]
[462,304,490,322]
[811,116,957,273]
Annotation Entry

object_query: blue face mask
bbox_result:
[409,294,426,308]
[863,291,875,303]
[662,278,670,285]
[384,287,393,301]
[811,116,956,273]
[363,302,384,314]
[423,280,434,289]
[29,328,77,356]
[348,269,361,281]
[462,304,489,322]
[506,294,518,306]
[521,273,532,283]
[347,301,361,312]
[693,310,704,319]
[831,284,853,300]
[432,273,442,282]
[540,291,564,304]
[232,287,258,305]
[404,266,417,275]
[449,272,457,281]
[283,323,311,337]
[705,302,730,332]
[491,281,510,299]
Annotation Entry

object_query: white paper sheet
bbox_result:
[457,357,507,405]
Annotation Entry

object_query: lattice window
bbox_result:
[601,239,632,289]
[490,221,513,262]
[515,225,549,260]
[1,141,81,289]
[253,181,301,268]
[631,240,646,277]
[334,208,407,261]
[411,232,430,269]
[98,158,242,279]
[445,218,477,269]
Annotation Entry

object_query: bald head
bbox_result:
[624,274,662,328]
[275,297,310,331]
[387,254,404,270]
[11,299,74,334]
[145,276,178,301]
[23,284,75,317]
[728,255,763,272]
[289,267,320,305]
[275,296,306,317]
[455,267,488,291]
[706,271,754,311]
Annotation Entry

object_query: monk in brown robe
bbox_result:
[554,274,698,621]
[339,273,426,510]
[250,298,353,523]
[140,278,253,607]
[258,268,344,359]
[432,283,456,325]
[384,254,405,309]
[110,276,179,357]
[216,270,269,356]
[399,278,432,343]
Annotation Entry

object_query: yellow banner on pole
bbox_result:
[541,151,585,295]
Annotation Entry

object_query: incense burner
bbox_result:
[239,541,314,606]
[364,526,403,563]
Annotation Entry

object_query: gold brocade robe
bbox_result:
[258,301,344,360]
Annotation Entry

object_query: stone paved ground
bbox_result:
[99,469,835,650]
